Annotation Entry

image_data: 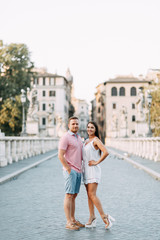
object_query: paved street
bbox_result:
[108,146,160,175]
[0,152,160,240]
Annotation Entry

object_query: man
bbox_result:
[58,116,84,230]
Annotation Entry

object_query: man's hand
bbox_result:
[88,160,97,166]
[66,167,71,174]
[58,149,71,173]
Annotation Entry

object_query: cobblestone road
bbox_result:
[0,153,160,240]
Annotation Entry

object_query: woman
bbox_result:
[82,121,115,229]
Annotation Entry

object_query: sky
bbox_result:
[0,0,160,104]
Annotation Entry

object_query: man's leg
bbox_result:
[70,193,77,222]
[63,170,80,230]
[70,172,85,228]
[64,193,73,224]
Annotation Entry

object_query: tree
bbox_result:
[0,41,34,102]
[0,41,35,135]
[150,86,160,136]
[0,96,23,136]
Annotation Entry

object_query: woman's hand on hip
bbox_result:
[88,160,97,166]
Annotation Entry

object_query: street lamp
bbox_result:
[116,118,118,138]
[122,106,128,137]
[21,89,26,136]
[147,90,152,137]
[125,110,128,138]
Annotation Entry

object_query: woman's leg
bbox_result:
[85,184,95,223]
[87,183,109,224]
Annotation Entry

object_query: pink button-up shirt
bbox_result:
[58,131,83,173]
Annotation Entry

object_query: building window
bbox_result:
[131,87,137,96]
[50,78,54,85]
[139,86,144,91]
[113,103,116,109]
[54,118,56,125]
[111,87,117,96]
[49,90,56,97]
[132,115,136,122]
[43,77,46,86]
[42,90,46,97]
[42,117,46,125]
[34,78,39,85]
[42,103,46,111]
[64,106,67,113]
[81,124,85,130]
[132,130,135,134]
[132,103,135,109]
[98,107,101,113]
[119,87,125,96]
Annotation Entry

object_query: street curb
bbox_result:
[0,152,58,185]
[108,149,160,181]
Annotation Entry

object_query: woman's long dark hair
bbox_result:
[87,121,100,139]
[87,121,101,155]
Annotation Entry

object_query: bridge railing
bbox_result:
[0,137,59,167]
[106,137,160,162]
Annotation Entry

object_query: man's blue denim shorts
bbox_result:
[63,169,81,194]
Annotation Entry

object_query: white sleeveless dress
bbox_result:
[82,140,101,184]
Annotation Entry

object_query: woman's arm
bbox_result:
[88,138,109,166]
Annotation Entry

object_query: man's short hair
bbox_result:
[68,116,79,123]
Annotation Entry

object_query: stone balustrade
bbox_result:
[0,137,59,167]
[106,137,160,162]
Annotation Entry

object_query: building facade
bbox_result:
[72,98,89,139]
[26,68,73,137]
[94,82,106,143]
[93,75,151,142]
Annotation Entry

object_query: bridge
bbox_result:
[0,138,160,240]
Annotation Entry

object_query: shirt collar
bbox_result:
[68,130,79,138]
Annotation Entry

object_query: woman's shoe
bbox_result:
[85,218,96,228]
[108,215,115,222]
[103,215,115,230]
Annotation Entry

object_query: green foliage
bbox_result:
[150,86,160,136]
[0,96,23,136]
[0,41,34,101]
[0,41,35,135]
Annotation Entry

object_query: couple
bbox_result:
[58,116,115,231]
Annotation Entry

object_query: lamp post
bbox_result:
[21,89,26,136]
[125,109,128,138]
[116,118,118,138]
[122,106,128,137]
[147,90,152,137]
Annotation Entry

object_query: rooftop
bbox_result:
[105,76,150,83]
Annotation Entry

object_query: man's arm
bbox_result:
[58,149,71,174]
